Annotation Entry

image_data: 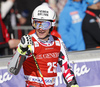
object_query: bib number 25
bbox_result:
[47,62,57,73]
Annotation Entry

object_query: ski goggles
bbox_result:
[33,20,52,30]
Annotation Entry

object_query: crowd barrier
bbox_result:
[0,48,100,87]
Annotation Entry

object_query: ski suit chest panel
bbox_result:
[23,36,61,77]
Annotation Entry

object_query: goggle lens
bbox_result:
[33,20,51,30]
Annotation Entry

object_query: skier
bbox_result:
[7,3,79,87]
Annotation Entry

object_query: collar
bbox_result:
[32,33,54,44]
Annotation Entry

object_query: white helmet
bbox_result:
[31,3,56,27]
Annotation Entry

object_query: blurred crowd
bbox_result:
[0,0,100,55]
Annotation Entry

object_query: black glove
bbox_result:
[67,77,79,87]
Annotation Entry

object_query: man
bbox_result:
[82,0,100,49]
[0,0,20,55]
[7,3,79,87]
[16,0,45,25]
[58,0,87,51]
[1,0,15,19]
[47,0,68,17]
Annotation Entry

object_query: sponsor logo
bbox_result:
[72,18,82,24]
[31,78,54,84]
[71,13,82,23]
[55,66,90,86]
[70,11,78,15]
[45,48,54,50]
[0,72,13,83]
[25,76,55,84]
[36,52,59,59]
[38,10,49,16]
[89,19,95,23]
[55,64,90,86]
[55,72,66,86]
[55,41,60,46]
[34,41,39,47]
[74,64,90,76]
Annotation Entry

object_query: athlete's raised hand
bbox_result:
[20,35,33,48]
[17,35,33,55]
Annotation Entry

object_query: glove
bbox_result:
[17,35,33,55]
[71,85,79,87]
[66,77,79,87]
[20,35,32,48]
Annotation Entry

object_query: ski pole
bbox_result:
[28,45,47,87]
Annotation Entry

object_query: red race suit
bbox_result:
[8,33,75,87]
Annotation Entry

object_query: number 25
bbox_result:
[47,62,57,73]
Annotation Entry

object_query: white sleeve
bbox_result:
[58,38,74,83]
[58,38,69,66]
[1,0,14,19]
[7,50,26,75]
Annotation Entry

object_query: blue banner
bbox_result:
[72,61,100,87]
[1,60,100,87]
[0,68,25,87]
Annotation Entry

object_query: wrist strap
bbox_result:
[17,46,27,55]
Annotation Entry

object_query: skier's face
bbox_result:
[32,20,51,40]
[35,28,50,40]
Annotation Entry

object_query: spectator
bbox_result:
[1,0,17,36]
[16,0,45,25]
[56,0,68,17]
[1,0,15,19]
[48,0,68,17]
[0,12,20,55]
[0,0,20,55]
[13,0,46,39]
[1,0,17,27]
[58,0,87,51]
[16,0,67,25]
[82,0,100,49]
[7,3,79,87]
